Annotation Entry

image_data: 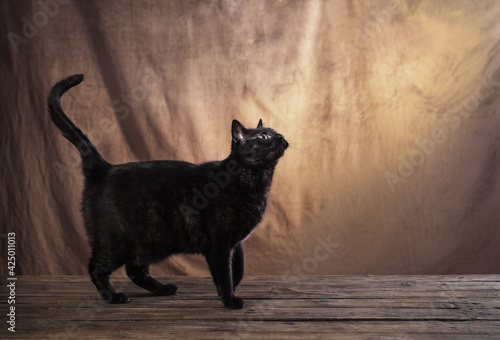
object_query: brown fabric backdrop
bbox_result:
[1,0,500,277]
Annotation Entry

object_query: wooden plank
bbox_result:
[12,277,500,294]
[14,297,500,310]
[11,274,500,283]
[15,305,500,321]
[13,288,500,300]
[1,275,499,339]
[10,321,500,340]
[12,275,500,290]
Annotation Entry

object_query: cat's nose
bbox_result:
[276,134,288,148]
[282,137,289,149]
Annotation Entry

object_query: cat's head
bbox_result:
[231,119,288,168]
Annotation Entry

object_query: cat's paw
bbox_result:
[99,290,130,304]
[224,296,245,309]
[111,293,130,304]
[155,284,177,296]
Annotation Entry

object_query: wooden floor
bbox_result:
[1,275,499,339]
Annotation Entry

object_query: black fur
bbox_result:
[47,74,288,309]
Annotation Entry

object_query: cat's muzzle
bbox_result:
[279,135,289,150]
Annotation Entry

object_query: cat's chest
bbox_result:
[217,188,269,242]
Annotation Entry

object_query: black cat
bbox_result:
[47,74,288,309]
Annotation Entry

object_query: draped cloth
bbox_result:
[1,0,500,276]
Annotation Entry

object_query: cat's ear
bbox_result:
[232,120,246,144]
[257,119,263,128]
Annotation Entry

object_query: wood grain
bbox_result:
[1,275,499,339]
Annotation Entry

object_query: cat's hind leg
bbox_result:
[125,263,177,296]
[88,256,129,304]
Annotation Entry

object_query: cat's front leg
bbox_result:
[232,243,244,289]
[206,251,244,309]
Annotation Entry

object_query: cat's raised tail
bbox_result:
[48,74,108,175]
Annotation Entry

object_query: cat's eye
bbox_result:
[259,133,269,140]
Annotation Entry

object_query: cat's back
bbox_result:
[81,160,195,200]
[109,160,196,179]
[108,160,202,193]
